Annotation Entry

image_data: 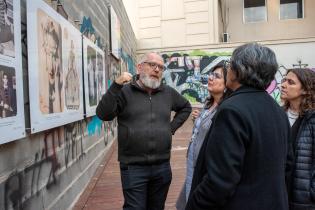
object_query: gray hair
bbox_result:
[137,52,163,64]
[230,43,278,89]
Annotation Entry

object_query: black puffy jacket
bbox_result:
[290,111,315,210]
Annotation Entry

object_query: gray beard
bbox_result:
[140,73,161,89]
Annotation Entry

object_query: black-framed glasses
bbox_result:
[142,61,165,72]
[281,78,296,85]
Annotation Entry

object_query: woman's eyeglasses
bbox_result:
[199,72,223,84]
[209,72,223,80]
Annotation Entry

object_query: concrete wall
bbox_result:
[0,0,136,210]
[124,0,221,50]
[226,0,315,42]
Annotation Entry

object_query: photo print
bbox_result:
[37,9,64,114]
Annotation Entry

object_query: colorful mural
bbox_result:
[162,50,314,104]
[80,16,102,48]
[121,49,136,75]
[161,51,231,103]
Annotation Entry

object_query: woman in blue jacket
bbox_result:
[280,68,315,209]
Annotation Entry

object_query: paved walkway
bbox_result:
[73,118,193,210]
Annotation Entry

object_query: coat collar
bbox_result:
[227,85,266,99]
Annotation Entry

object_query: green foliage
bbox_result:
[183,93,197,103]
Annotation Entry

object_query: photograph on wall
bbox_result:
[110,6,121,59]
[87,45,97,106]
[0,0,15,57]
[97,51,106,102]
[0,0,25,144]
[37,9,64,114]
[0,65,16,118]
[63,25,83,111]
[83,36,106,117]
[27,0,84,133]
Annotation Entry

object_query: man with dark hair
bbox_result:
[186,43,290,210]
[96,52,192,210]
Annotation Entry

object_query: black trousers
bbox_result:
[120,161,172,210]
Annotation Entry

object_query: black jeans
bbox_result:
[120,161,172,210]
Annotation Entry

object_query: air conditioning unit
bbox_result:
[223,33,229,42]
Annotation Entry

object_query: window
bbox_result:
[243,0,267,23]
[280,0,303,19]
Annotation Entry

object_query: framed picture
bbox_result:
[27,0,84,133]
[0,0,25,144]
[110,6,121,59]
[83,36,106,117]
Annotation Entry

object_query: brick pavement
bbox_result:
[73,117,193,210]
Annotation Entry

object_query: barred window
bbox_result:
[280,0,303,20]
[243,0,267,23]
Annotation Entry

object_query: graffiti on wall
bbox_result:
[108,61,120,87]
[80,16,103,48]
[121,50,136,75]
[87,116,103,136]
[4,124,81,210]
[162,50,313,104]
[267,64,287,103]
[103,119,117,147]
[161,51,231,103]
[3,119,116,210]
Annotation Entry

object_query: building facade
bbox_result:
[123,0,315,104]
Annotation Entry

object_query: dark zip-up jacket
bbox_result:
[96,80,191,165]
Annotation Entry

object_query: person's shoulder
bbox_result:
[217,97,242,115]
[161,84,173,90]
[219,93,242,109]
[305,110,315,122]
[121,82,134,91]
[161,84,178,94]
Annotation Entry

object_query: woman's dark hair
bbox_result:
[230,42,278,90]
[204,60,232,108]
[283,68,315,115]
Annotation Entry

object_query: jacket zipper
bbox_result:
[149,94,152,162]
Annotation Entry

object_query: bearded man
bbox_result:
[96,52,191,210]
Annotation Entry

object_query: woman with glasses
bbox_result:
[186,43,290,210]
[280,68,315,210]
[176,61,231,210]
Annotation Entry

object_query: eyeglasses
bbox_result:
[142,61,165,72]
[208,72,223,80]
[281,78,296,85]
[199,72,223,84]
